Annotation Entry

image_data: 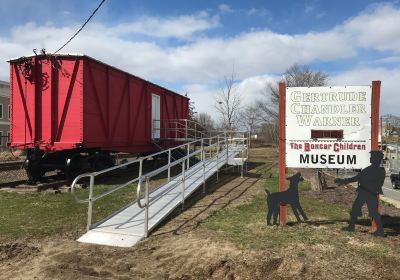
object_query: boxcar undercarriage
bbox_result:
[24,148,116,184]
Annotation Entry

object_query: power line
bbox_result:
[53,0,107,54]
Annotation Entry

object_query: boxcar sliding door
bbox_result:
[152,94,160,139]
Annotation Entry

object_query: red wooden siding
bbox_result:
[9,54,189,154]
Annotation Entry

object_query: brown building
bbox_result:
[0,81,10,150]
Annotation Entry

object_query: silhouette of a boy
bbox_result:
[334,150,385,236]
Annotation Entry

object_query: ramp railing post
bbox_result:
[185,119,188,140]
[167,149,171,182]
[209,138,212,158]
[225,132,228,164]
[216,136,220,182]
[138,158,143,202]
[241,139,244,178]
[139,158,143,180]
[144,176,149,237]
[186,143,190,169]
[246,134,249,173]
[181,161,186,209]
[201,139,206,193]
[246,133,249,159]
[87,174,95,231]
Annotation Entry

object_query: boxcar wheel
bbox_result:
[65,155,83,180]
[24,160,45,185]
[91,154,115,172]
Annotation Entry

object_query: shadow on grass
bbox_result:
[152,163,265,237]
[284,215,400,236]
[382,215,400,236]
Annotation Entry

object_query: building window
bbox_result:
[0,131,2,146]
[0,104,3,119]
[8,105,10,120]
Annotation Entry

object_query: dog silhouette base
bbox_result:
[265,172,308,225]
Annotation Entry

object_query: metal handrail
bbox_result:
[136,142,224,210]
[72,134,222,190]
[153,118,211,140]
[137,150,219,208]
[72,131,249,232]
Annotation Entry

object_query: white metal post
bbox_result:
[216,136,220,182]
[209,138,212,158]
[167,149,171,182]
[225,133,229,164]
[144,177,149,237]
[241,143,244,178]
[246,133,249,159]
[201,139,205,193]
[87,175,95,231]
[138,158,143,202]
[187,143,190,169]
[246,136,249,173]
[185,119,188,140]
[181,162,185,209]
[139,158,143,179]
[248,131,251,149]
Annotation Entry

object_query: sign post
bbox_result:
[371,80,381,231]
[278,82,286,225]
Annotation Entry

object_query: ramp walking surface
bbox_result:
[78,147,245,247]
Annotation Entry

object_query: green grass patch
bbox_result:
[202,192,349,250]
[201,167,400,261]
[0,184,136,238]
[202,173,352,251]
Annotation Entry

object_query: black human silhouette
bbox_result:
[334,150,385,237]
[265,172,308,225]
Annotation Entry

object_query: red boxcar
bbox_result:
[8,54,189,182]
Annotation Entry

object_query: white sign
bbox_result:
[286,86,372,169]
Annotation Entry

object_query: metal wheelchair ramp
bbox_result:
[71,135,248,247]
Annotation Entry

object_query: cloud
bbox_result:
[1,4,400,117]
[218,4,234,13]
[373,56,400,64]
[331,67,400,114]
[109,11,220,39]
[0,20,355,83]
[183,74,279,120]
[339,4,400,53]
[304,3,315,14]
[247,8,269,17]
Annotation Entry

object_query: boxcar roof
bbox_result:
[8,53,189,100]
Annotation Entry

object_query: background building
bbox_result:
[0,80,10,151]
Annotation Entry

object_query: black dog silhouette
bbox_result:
[265,172,308,225]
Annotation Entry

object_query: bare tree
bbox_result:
[187,95,197,121]
[258,83,279,122]
[257,64,328,144]
[196,112,215,132]
[259,64,328,121]
[214,72,241,131]
[239,103,261,134]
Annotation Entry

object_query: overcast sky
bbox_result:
[1,0,399,119]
